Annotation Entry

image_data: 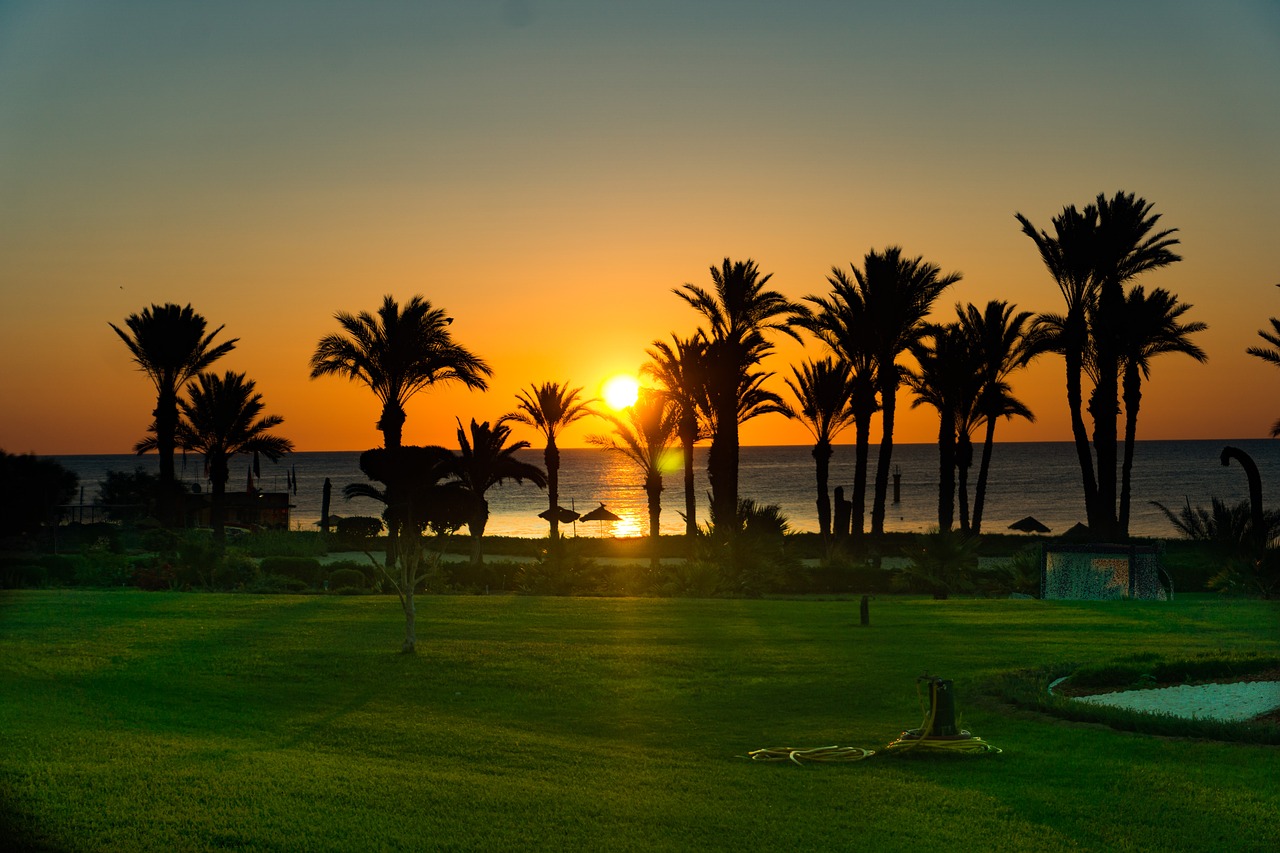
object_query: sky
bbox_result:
[2,0,1278,455]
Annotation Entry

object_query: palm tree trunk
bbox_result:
[401,543,417,653]
[379,403,406,450]
[469,501,489,566]
[646,473,662,570]
[1118,366,1141,537]
[956,432,973,534]
[681,423,697,541]
[545,440,561,541]
[971,418,998,534]
[852,414,872,542]
[936,411,955,532]
[155,390,179,526]
[1065,338,1100,530]
[813,440,833,539]
[1092,281,1124,539]
[210,458,228,546]
[871,374,897,536]
[709,393,738,539]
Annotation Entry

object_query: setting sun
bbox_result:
[602,375,641,410]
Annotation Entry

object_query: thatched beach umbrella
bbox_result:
[1008,515,1051,534]
[579,503,621,535]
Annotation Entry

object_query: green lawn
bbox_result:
[1,591,1277,852]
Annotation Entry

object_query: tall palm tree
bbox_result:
[159,371,293,544]
[1246,286,1280,436]
[778,358,856,539]
[673,258,798,538]
[856,248,961,535]
[1019,193,1181,540]
[586,389,681,568]
[794,272,880,540]
[644,334,710,541]
[906,324,977,532]
[110,303,237,523]
[956,301,1040,534]
[507,382,596,541]
[452,418,548,566]
[309,295,492,449]
[1116,287,1208,535]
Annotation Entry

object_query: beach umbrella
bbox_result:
[538,505,580,525]
[1008,515,1050,534]
[579,503,621,535]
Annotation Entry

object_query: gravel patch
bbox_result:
[1068,681,1280,723]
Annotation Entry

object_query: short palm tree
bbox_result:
[856,248,961,535]
[159,371,293,544]
[309,295,492,449]
[956,301,1040,534]
[452,417,547,566]
[673,258,798,538]
[778,358,856,539]
[644,334,710,541]
[586,389,680,568]
[110,303,237,523]
[795,272,881,540]
[507,382,596,541]
[1117,287,1207,534]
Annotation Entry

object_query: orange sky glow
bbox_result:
[2,2,1278,456]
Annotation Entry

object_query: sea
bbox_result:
[48,439,1280,540]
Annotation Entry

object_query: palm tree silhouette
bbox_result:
[1246,287,1280,436]
[587,389,680,568]
[309,295,491,449]
[644,334,710,542]
[907,323,977,532]
[857,248,961,535]
[152,371,293,544]
[452,417,547,566]
[110,303,237,524]
[1116,287,1207,534]
[673,258,798,539]
[1020,193,1181,539]
[794,271,880,540]
[778,359,856,539]
[507,382,596,541]
[956,301,1040,534]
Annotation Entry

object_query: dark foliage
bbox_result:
[0,451,78,541]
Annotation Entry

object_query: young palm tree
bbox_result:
[309,295,492,449]
[161,371,293,544]
[794,272,880,540]
[956,301,1040,534]
[673,258,798,538]
[778,359,856,539]
[1246,287,1280,436]
[346,445,469,653]
[856,248,961,535]
[586,389,681,568]
[452,418,547,566]
[507,382,596,541]
[1116,287,1208,535]
[644,334,710,541]
[110,303,237,523]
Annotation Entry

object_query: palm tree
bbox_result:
[110,303,237,524]
[309,295,492,449]
[907,324,977,532]
[1246,286,1280,436]
[160,371,293,544]
[778,359,856,539]
[346,445,470,653]
[452,418,547,566]
[1019,193,1181,540]
[856,248,961,535]
[794,272,880,540]
[1116,287,1208,535]
[586,389,680,568]
[507,382,596,541]
[673,258,798,538]
[956,301,1040,534]
[644,334,710,541]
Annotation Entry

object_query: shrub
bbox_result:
[327,568,366,591]
[336,516,383,539]
[73,550,134,588]
[258,557,323,588]
[215,550,259,590]
[244,574,310,594]
[130,559,177,591]
[38,555,80,586]
[0,561,45,589]
[239,530,329,558]
[893,529,983,599]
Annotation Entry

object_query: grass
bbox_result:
[1,592,1277,852]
